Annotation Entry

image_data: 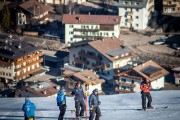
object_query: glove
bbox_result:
[90,105,94,111]
[98,101,101,105]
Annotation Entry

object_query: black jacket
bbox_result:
[89,93,99,107]
[72,86,85,101]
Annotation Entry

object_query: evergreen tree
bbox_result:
[1,4,11,31]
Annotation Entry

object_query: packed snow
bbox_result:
[0,90,180,120]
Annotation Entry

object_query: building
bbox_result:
[39,0,86,5]
[62,65,105,94]
[115,60,169,93]
[17,0,53,26]
[0,40,43,83]
[69,37,133,84]
[172,67,180,85]
[116,0,154,30]
[62,14,121,44]
[163,0,180,14]
[15,81,58,97]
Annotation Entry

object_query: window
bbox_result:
[135,2,139,5]
[69,25,74,28]
[123,1,127,4]
[70,38,73,41]
[132,80,135,84]
[3,72,5,76]
[112,33,114,36]
[9,73,11,77]
[136,16,139,19]
[73,54,76,58]
[121,78,126,82]
[136,24,139,27]
[124,15,127,18]
[86,26,89,29]
[91,26,93,29]
[136,9,139,12]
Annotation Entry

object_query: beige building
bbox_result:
[39,0,86,5]
[15,81,58,97]
[0,40,43,83]
[69,37,133,84]
[62,67,105,94]
[163,0,180,14]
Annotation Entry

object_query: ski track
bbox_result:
[0,91,180,120]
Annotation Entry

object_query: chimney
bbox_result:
[43,90,46,95]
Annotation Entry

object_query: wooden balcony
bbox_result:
[14,67,41,80]
[15,52,43,65]
[79,52,102,62]
[149,0,154,4]
[74,58,88,65]
[148,5,154,11]
[127,11,133,15]
[0,60,12,67]
[14,58,43,72]
[74,28,99,32]
[100,25,114,31]
[127,18,133,23]
[74,35,103,39]
[116,81,136,88]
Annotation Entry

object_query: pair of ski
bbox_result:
[64,116,89,120]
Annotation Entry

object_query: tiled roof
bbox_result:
[19,0,53,16]
[25,81,58,97]
[62,14,121,25]
[0,40,41,61]
[88,37,126,61]
[133,60,169,81]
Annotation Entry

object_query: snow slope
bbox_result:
[0,90,180,120]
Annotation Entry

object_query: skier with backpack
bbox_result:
[57,86,67,120]
[22,97,36,120]
[71,81,86,119]
[140,78,153,110]
[89,88,101,120]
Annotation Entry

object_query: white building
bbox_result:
[116,0,154,30]
[62,14,121,44]
[69,37,133,84]
[115,60,169,93]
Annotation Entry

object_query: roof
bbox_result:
[19,0,53,16]
[0,40,41,61]
[106,47,130,57]
[25,81,58,97]
[114,0,148,9]
[63,69,105,84]
[133,60,169,81]
[62,14,121,25]
[88,37,129,62]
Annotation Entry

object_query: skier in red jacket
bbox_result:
[140,78,153,110]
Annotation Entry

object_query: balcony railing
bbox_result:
[15,52,43,65]
[100,25,114,31]
[74,58,88,65]
[148,5,154,11]
[74,35,103,39]
[116,81,136,88]
[14,58,43,72]
[74,28,99,32]
[14,66,41,80]
[127,18,133,22]
[79,52,102,62]
[127,11,133,15]
[163,4,177,7]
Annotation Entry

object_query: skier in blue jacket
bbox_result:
[57,86,66,120]
[22,97,36,120]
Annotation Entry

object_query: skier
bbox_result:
[57,86,67,120]
[71,81,86,118]
[89,88,101,120]
[22,97,36,120]
[140,78,153,110]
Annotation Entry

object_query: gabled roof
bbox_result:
[19,0,53,16]
[0,40,41,61]
[133,60,169,81]
[62,14,121,25]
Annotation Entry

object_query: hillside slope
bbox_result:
[0,91,180,120]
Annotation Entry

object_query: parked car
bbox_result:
[173,44,180,50]
[149,38,166,45]
[42,66,50,71]
[56,76,64,82]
